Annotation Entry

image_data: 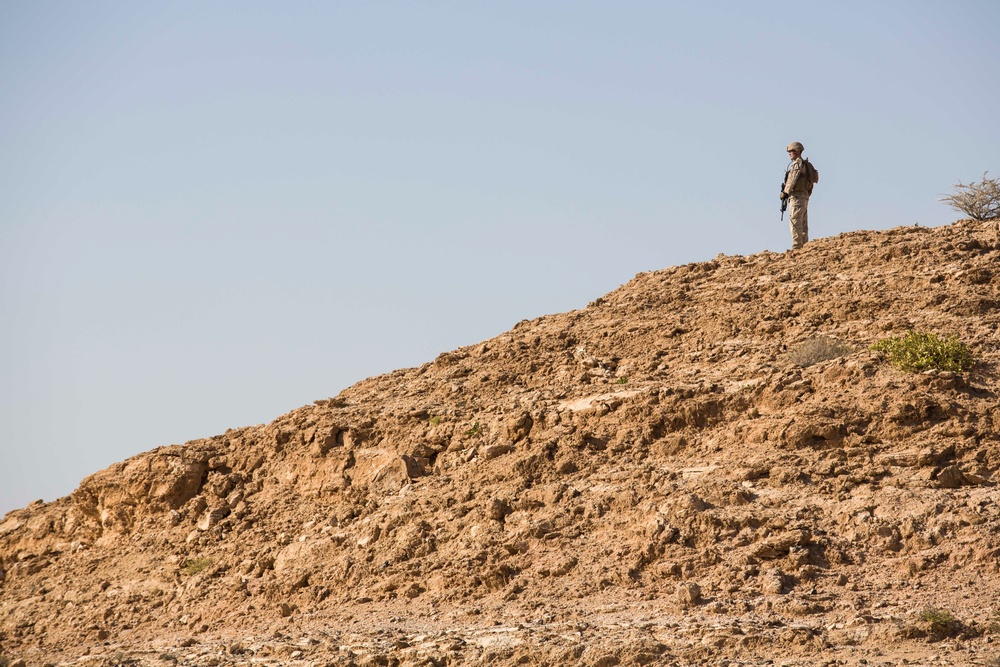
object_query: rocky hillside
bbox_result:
[2,219,999,667]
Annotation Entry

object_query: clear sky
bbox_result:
[2,1,998,516]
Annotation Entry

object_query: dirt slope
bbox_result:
[2,219,999,667]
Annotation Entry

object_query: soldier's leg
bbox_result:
[788,196,809,249]
[801,197,809,243]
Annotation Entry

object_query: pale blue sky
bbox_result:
[2,1,998,515]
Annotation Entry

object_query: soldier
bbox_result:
[781,142,816,249]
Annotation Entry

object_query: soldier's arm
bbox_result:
[783,160,801,195]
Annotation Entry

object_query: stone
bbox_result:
[552,557,578,576]
[313,427,341,457]
[761,569,787,595]
[753,530,810,559]
[677,581,702,607]
[589,655,619,667]
[503,411,534,443]
[483,444,513,460]
[197,507,230,531]
[487,498,511,522]
[936,465,971,488]
[557,460,579,474]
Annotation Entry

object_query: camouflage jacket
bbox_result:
[783,157,810,197]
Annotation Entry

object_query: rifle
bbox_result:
[780,167,790,220]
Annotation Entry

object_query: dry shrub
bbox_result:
[787,337,853,367]
[180,557,214,576]
[939,171,1000,221]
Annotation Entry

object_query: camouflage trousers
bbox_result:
[788,195,809,249]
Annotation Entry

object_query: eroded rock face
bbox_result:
[62,444,218,541]
[2,219,999,666]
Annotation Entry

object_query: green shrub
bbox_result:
[180,557,214,576]
[918,607,961,637]
[919,607,957,625]
[871,331,974,373]
[787,336,853,367]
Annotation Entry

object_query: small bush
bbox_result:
[0,654,9,667]
[464,421,480,437]
[787,336,853,367]
[940,171,1000,221]
[180,557,214,576]
[871,331,974,373]
[616,376,628,385]
[919,606,957,625]
[918,607,962,639]
[428,416,442,426]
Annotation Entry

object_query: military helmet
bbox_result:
[786,141,804,152]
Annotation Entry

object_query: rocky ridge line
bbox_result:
[1,218,999,666]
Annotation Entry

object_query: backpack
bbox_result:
[801,158,819,195]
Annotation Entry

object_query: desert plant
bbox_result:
[617,376,628,385]
[180,557,213,576]
[0,654,9,667]
[787,336,853,367]
[939,171,1000,221]
[919,606,957,625]
[918,607,962,638]
[871,331,974,373]
[428,416,442,426]
[464,421,481,437]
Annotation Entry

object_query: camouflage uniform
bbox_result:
[783,153,810,249]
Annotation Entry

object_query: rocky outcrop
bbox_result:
[1,219,998,666]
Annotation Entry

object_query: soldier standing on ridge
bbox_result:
[781,142,818,250]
